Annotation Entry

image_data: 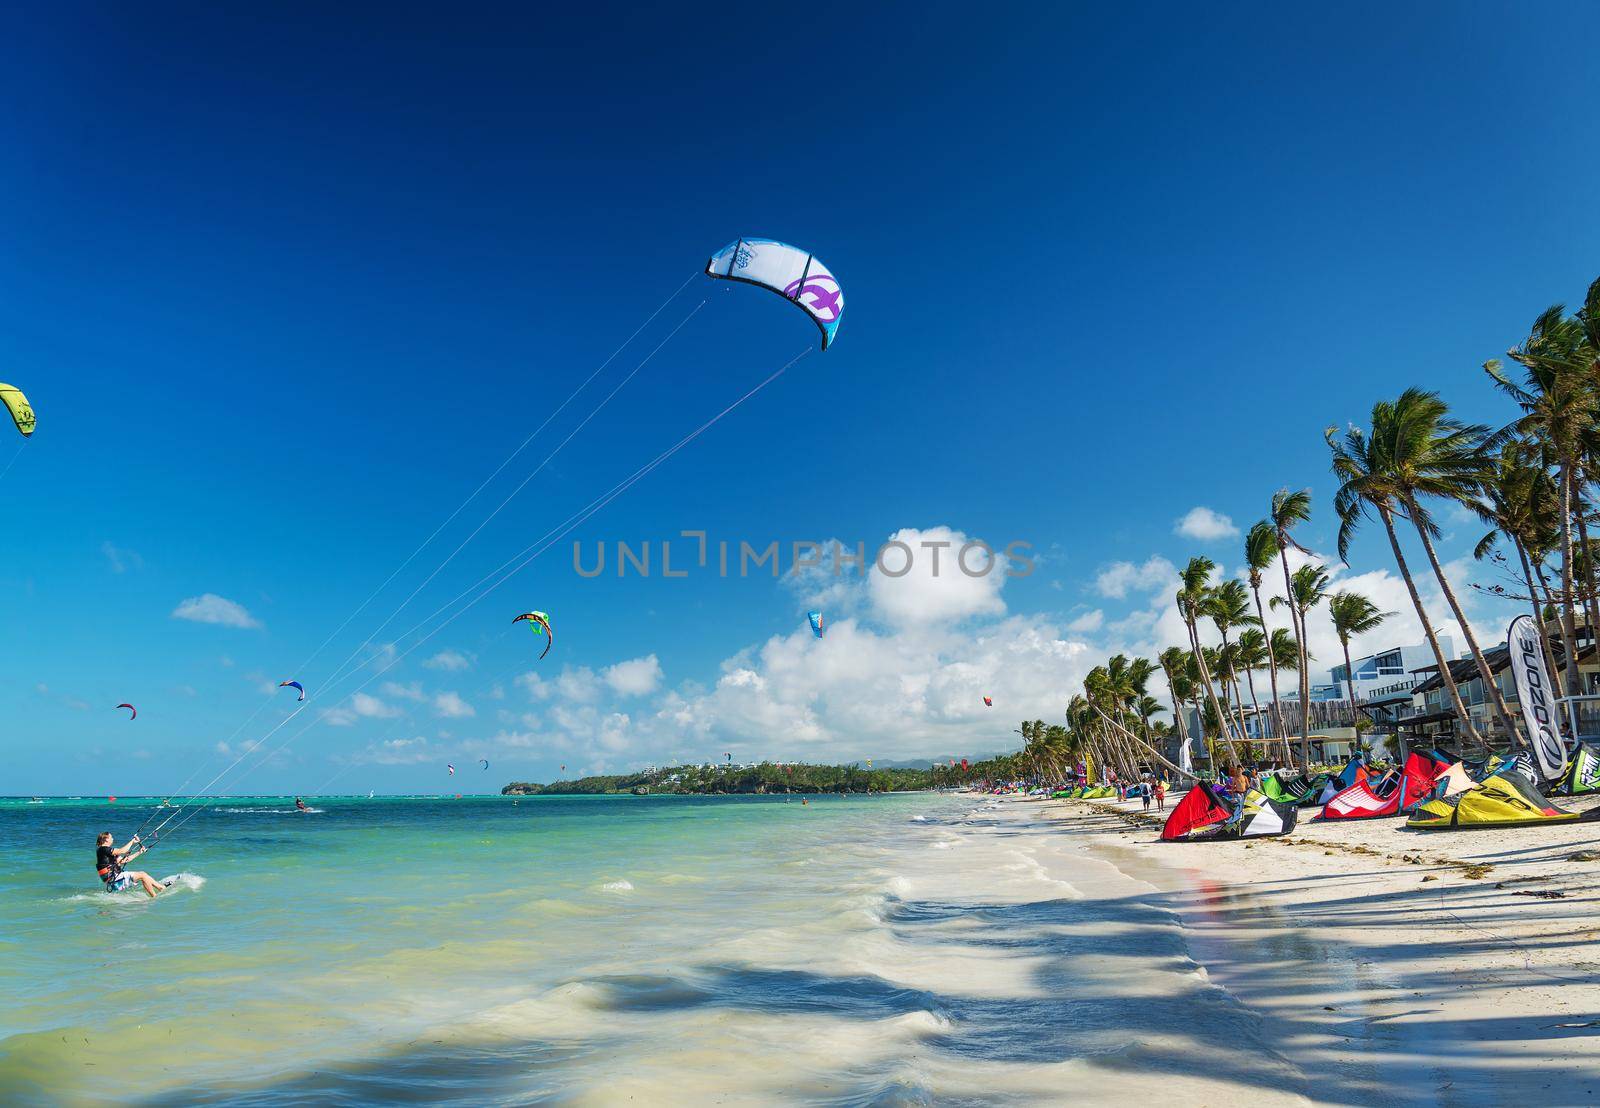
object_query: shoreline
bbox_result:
[1023,790,1600,1105]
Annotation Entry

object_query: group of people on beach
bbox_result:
[1109,772,1167,811]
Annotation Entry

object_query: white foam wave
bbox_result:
[220,807,322,814]
[600,879,634,893]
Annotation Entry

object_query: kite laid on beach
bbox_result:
[513,611,553,659]
[278,680,306,702]
[0,384,36,436]
[705,238,843,350]
[808,610,824,638]
[115,703,137,720]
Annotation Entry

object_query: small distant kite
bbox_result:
[982,696,993,707]
[808,610,824,638]
[866,758,873,768]
[278,680,306,702]
[115,703,137,720]
[724,752,732,764]
[447,764,456,776]
[0,383,36,437]
[560,763,567,773]
[512,611,553,660]
[479,759,490,771]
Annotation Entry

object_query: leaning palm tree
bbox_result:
[1327,591,1393,708]
[1244,520,1287,743]
[1363,391,1522,743]
[1473,438,1565,673]
[1273,562,1331,766]
[1328,411,1485,746]
[1270,489,1314,763]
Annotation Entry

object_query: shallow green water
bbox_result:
[1,793,972,1103]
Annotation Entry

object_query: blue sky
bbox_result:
[3,3,1597,794]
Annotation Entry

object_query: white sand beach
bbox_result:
[1024,790,1600,1105]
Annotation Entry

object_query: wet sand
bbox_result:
[1028,790,1600,1106]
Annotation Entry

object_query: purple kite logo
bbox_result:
[785,275,842,322]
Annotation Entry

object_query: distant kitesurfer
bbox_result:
[295,797,308,812]
[95,831,161,897]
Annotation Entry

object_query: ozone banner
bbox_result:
[1506,614,1568,782]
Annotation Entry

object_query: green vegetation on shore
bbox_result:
[502,760,997,796]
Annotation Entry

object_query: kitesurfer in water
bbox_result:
[95,831,162,897]
[295,797,308,812]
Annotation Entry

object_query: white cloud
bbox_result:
[102,541,143,574]
[603,655,663,697]
[867,526,1008,627]
[171,593,261,629]
[434,691,475,718]
[1094,556,1177,599]
[361,736,433,765]
[322,692,399,727]
[215,741,232,755]
[1175,506,1240,542]
[1066,610,1104,633]
[381,681,427,702]
[424,650,473,672]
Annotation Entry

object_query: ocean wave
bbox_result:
[600,879,634,893]
[58,872,206,904]
[219,807,323,814]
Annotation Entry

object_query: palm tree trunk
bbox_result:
[1339,636,1358,707]
[1242,666,1266,760]
[1403,498,1525,749]
[1513,538,1564,692]
[1165,682,1190,768]
[1090,705,1196,781]
[1557,464,1584,698]
[1379,505,1484,746]
[1250,582,1286,745]
[1276,548,1311,769]
[1186,616,1241,766]
[1574,498,1600,651]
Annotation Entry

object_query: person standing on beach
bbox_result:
[1140,782,1151,811]
[1154,779,1166,810]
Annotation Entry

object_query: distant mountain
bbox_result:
[866,751,1015,770]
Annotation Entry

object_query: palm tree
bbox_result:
[1234,627,1271,747]
[1270,489,1314,764]
[1273,562,1331,766]
[1244,520,1287,745]
[1472,438,1561,678]
[1271,627,1303,676]
[1202,578,1258,744]
[1327,591,1394,708]
[1488,285,1600,688]
[1328,412,1484,746]
[1367,391,1521,743]
[1158,647,1195,768]
[1177,557,1242,765]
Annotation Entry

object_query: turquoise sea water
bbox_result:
[0,793,955,1103]
[1,793,1299,1106]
